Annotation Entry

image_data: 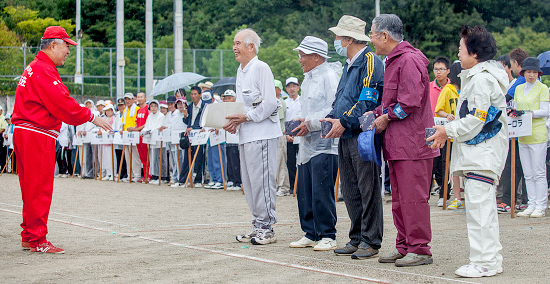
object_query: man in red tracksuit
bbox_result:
[11,26,111,253]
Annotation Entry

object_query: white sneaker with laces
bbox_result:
[210,182,223,189]
[289,236,317,248]
[194,183,202,188]
[437,198,443,207]
[204,182,215,189]
[150,179,159,184]
[455,263,502,278]
[313,238,337,251]
[277,190,290,196]
[251,229,277,245]
[102,175,111,181]
[170,182,181,188]
[517,207,535,217]
[236,227,261,243]
[530,209,546,218]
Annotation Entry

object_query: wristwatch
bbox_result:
[245,113,252,121]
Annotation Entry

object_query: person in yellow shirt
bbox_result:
[121,93,141,182]
[510,57,549,218]
[434,61,463,209]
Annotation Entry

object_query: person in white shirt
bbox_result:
[98,104,122,180]
[142,100,166,183]
[224,28,281,245]
[166,98,188,185]
[287,36,340,251]
[285,77,301,191]
[76,99,99,178]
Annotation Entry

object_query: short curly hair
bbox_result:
[460,25,497,62]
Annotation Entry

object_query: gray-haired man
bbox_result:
[224,28,282,245]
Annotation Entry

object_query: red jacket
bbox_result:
[11,51,94,139]
[373,42,439,161]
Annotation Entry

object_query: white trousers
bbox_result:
[519,142,548,210]
[239,137,278,228]
[276,136,290,193]
[124,145,141,180]
[462,170,502,271]
[100,145,116,177]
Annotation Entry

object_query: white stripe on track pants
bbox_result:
[239,137,279,228]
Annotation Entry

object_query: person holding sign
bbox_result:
[142,100,166,183]
[121,93,142,182]
[434,61,464,209]
[99,104,121,181]
[428,25,508,277]
[11,26,112,253]
[509,57,549,218]
[224,28,282,245]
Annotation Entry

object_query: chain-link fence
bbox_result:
[0,46,239,97]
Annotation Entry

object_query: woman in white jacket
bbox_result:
[141,100,165,183]
[99,104,122,180]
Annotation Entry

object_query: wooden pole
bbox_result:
[99,145,103,180]
[117,146,125,182]
[188,147,193,187]
[111,144,115,182]
[511,139,516,218]
[129,145,133,183]
[159,142,163,186]
[442,139,451,210]
[93,145,97,180]
[218,144,226,191]
[0,150,14,176]
[185,145,201,187]
[334,169,340,203]
[80,144,84,180]
[145,144,150,184]
[72,146,79,178]
[177,146,181,181]
[293,167,299,197]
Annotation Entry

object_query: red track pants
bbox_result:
[137,140,149,177]
[13,128,56,247]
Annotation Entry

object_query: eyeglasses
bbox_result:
[433,68,448,72]
[368,32,383,39]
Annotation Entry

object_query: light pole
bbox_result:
[75,0,83,85]
[174,0,183,74]
[116,0,125,99]
[145,0,153,96]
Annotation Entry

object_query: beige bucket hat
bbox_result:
[329,15,370,42]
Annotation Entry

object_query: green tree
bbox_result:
[493,27,550,58]
[259,37,303,84]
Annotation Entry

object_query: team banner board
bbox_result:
[3,134,12,146]
[141,132,154,145]
[102,133,115,144]
[89,133,104,145]
[209,130,226,146]
[171,130,184,144]
[73,135,84,146]
[113,132,126,145]
[151,129,172,142]
[508,112,532,138]
[226,131,239,144]
[123,131,139,145]
[433,117,449,126]
[189,129,209,146]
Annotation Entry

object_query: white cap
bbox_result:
[160,103,168,109]
[223,89,236,97]
[103,104,114,111]
[293,36,330,59]
[0,105,3,110]
[286,77,299,86]
[96,100,105,106]
[123,93,134,99]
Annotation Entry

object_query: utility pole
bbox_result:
[174,0,183,74]
[145,0,153,96]
[116,0,125,99]
[75,0,83,85]
[375,0,380,16]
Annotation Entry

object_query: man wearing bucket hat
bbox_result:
[369,14,439,267]
[321,15,385,259]
[11,26,111,253]
[288,36,340,251]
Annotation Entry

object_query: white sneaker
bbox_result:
[60,174,69,178]
[227,181,234,187]
[251,229,277,245]
[170,182,181,188]
[55,174,63,178]
[121,178,130,183]
[204,182,215,189]
[193,183,202,188]
[530,209,546,218]
[289,236,317,248]
[161,180,168,184]
[150,179,159,184]
[313,238,337,251]
[517,207,535,217]
[277,190,290,196]
[236,227,261,243]
[228,185,242,191]
[455,263,501,278]
[437,198,443,207]
[102,175,111,181]
[210,182,223,189]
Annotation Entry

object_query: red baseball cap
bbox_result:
[41,26,77,45]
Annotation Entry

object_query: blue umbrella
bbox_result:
[149,72,206,98]
[537,51,550,76]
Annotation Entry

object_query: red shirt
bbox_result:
[11,51,94,139]
[136,105,149,127]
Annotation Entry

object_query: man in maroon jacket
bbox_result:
[368,14,439,267]
[11,26,111,253]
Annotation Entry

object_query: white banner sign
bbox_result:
[113,132,126,145]
[73,135,83,146]
[103,133,115,144]
[90,133,104,145]
[123,131,139,145]
[171,130,184,144]
[3,134,12,146]
[209,130,226,146]
[141,132,154,145]
[433,117,450,126]
[507,112,532,138]
[226,131,239,144]
[189,129,209,146]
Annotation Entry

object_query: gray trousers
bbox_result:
[81,143,95,178]
[239,137,278,229]
[169,144,182,182]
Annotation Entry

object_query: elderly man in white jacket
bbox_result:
[287,36,341,251]
[429,25,508,278]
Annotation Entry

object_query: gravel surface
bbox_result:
[1,174,548,283]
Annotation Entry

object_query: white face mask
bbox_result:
[334,39,348,57]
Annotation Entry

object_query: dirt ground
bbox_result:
[1,173,548,284]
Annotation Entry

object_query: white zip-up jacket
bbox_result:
[445,60,509,179]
